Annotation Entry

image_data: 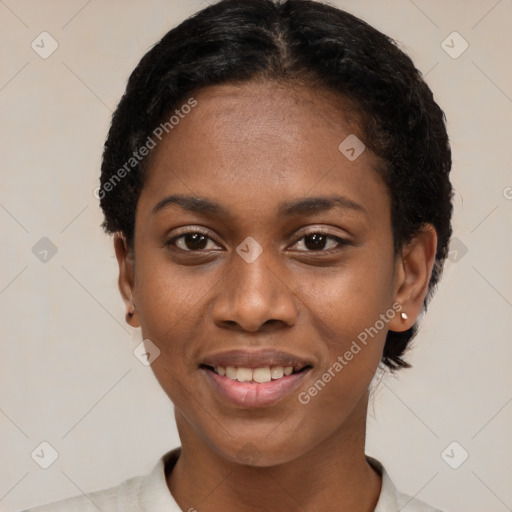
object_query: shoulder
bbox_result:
[20,474,145,512]
[395,490,444,512]
[367,456,444,512]
[19,448,181,512]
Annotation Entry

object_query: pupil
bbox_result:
[183,233,328,251]
[186,233,207,250]
[305,233,326,250]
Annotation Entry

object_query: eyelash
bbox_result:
[165,228,350,254]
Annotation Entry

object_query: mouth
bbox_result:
[199,349,313,408]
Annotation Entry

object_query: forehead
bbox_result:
[191,80,362,128]
[137,81,389,227]
[180,81,364,155]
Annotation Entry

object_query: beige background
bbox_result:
[1,1,511,511]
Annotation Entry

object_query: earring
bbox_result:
[126,296,136,321]
[400,312,408,321]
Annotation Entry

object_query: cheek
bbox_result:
[133,257,207,372]
[295,276,389,444]
[297,247,395,344]
[294,247,394,403]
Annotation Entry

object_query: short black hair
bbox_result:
[99,0,453,371]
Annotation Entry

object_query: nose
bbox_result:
[209,248,298,333]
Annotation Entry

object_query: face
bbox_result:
[117,81,423,467]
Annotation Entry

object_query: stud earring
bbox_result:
[126,296,136,321]
[400,312,408,321]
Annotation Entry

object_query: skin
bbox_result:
[114,81,437,512]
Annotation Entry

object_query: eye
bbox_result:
[289,230,350,252]
[165,228,350,253]
[166,230,221,252]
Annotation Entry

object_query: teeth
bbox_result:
[253,367,271,383]
[213,365,299,382]
[226,366,237,379]
[236,367,253,382]
[270,366,283,379]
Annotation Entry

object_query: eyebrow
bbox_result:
[152,193,367,218]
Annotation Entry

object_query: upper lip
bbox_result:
[201,349,313,370]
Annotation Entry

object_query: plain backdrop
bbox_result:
[1,1,511,511]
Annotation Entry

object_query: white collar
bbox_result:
[117,447,440,512]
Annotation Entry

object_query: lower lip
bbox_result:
[201,368,311,408]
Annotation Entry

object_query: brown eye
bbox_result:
[303,233,329,251]
[166,231,220,252]
[180,233,208,251]
[291,232,350,252]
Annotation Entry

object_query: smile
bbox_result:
[203,364,308,382]
[199,349,313,408]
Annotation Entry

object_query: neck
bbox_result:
[167,395,381,512]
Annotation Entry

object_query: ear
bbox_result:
[388,224,437,332]
[113,233,140,328]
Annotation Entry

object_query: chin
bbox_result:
[207,431,312,468]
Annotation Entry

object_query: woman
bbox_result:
[25,0,452,510]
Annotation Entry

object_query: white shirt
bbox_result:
[22,448,443,512]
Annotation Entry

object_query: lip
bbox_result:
[199,349,313,409]
[201,365,312,408]
[201,348,312,370]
